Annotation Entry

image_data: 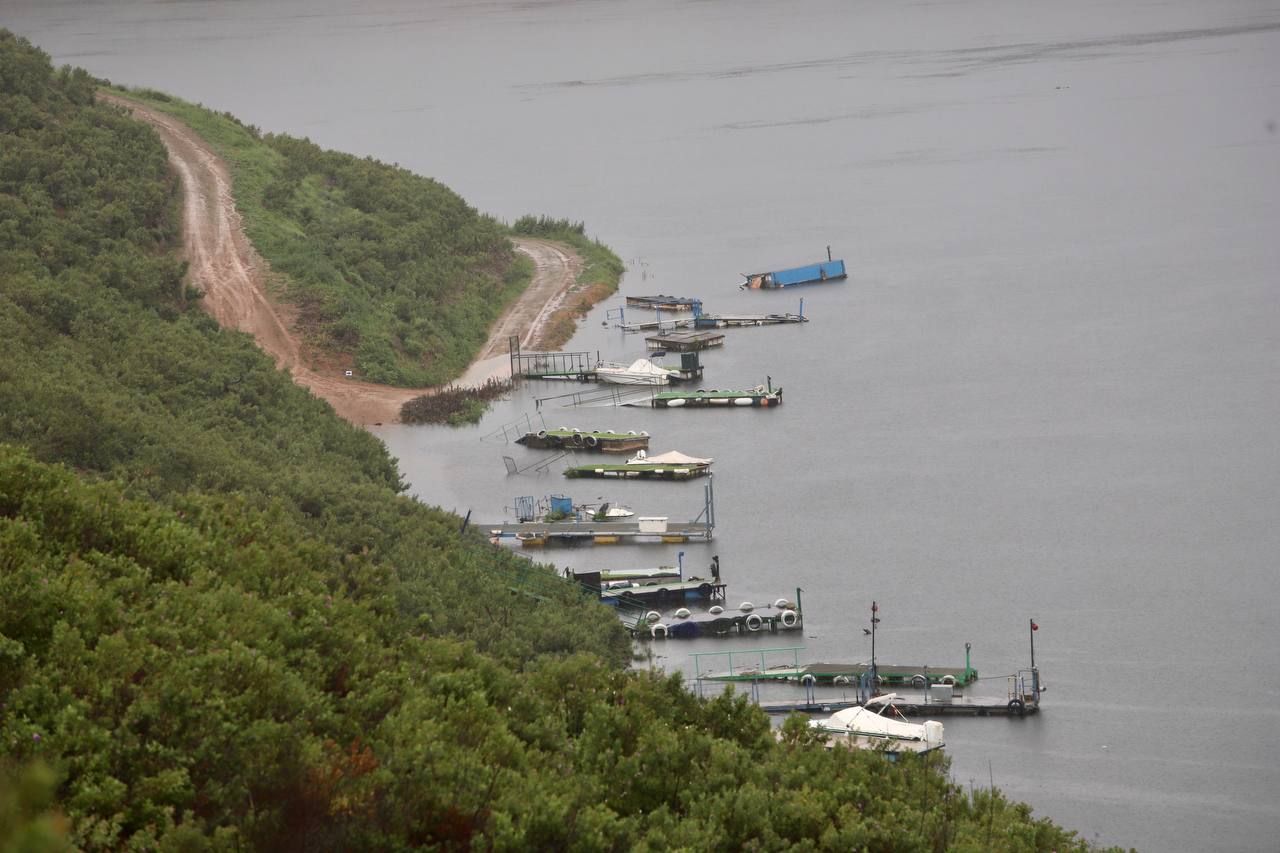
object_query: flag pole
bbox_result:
[1029,617,1036,669]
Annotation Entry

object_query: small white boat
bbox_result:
[579,501,635,520]
[809,694,944,755]
[594,358,679,386]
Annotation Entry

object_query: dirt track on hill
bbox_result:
[99,92,581,426]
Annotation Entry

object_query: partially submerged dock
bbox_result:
[647,382,782,408]
[626,295,704,312]
[694,312,807,329]
[516,428,649,453]
[631,594,805,641]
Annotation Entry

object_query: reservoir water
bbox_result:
[6,1,1279,849]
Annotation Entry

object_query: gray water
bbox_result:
[6,1,1279,848]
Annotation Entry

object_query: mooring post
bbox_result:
[870,600,880,691]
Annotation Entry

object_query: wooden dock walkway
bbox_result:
[699,661,977,688]
[487,518,713,545]
[756,694,1039,717]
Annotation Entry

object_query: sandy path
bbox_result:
[99,93,580,426]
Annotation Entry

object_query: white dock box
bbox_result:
[929,683,954,703]
[638,516,669,533]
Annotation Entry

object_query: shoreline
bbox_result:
[101,91,587,426]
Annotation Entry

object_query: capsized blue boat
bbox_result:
[742,247,847,289]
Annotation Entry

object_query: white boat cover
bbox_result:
[597,358,675,377]
[811,702,944,752]
[627,450,713,466]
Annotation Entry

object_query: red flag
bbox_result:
[1031,620,1039,631]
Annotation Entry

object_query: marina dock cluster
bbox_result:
[487,248,1045,734]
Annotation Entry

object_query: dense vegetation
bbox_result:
[110,86,529,387]
[0,31,1111,850]
[400,378,512,426]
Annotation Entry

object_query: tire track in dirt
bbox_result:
[100,92,580,426]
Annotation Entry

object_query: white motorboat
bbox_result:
[594,358,679,386]
[809,694,945,755]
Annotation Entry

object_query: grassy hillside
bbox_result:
[107,86,529,387]
[0,31,1111,851]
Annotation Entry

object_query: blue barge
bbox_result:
[742,247,847,289]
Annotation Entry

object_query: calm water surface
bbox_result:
[7,1,1280,849]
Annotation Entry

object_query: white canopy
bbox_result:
[628,450,713,466]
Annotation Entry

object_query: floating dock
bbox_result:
[649,383,782,408]
[644,330,725,352]
[694,312,807,329]
[602,579,726,606]
[487,482,715,546]
[563,462,711,480]
[490,519,712,546]
[626,295,704,312]
[516,428,650,453]
[699,661,977,688]
[633,601,804,640]
[753,668,1044,718]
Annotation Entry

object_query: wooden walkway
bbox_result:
[487,519,713,544]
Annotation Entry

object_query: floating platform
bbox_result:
[644,330,725,352]
[758,693,1038,717]
[563,462,711,480]
[601,579,726,606]
[756,669,1043,718]
[517,428,650,453]
[564,449,712,480]
[488,519,713,546]
[699,661,978,689]
[626,295,704,312]
[693,313,808,329]
[634,604,803,640]
[649,384,782,408]
[572,568,724,607]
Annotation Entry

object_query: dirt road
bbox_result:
[100,93,581,426]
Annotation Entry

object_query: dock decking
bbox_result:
[693,313,807,328]
[756,693,1039,717]
[487,519,714,545]
[517,429,649,453]
[649,385,782,408]
[644,330,725,352]
[626,295,704,312]
[699,661,977,688]
[563,462,711,480]
[633,606,803,640]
